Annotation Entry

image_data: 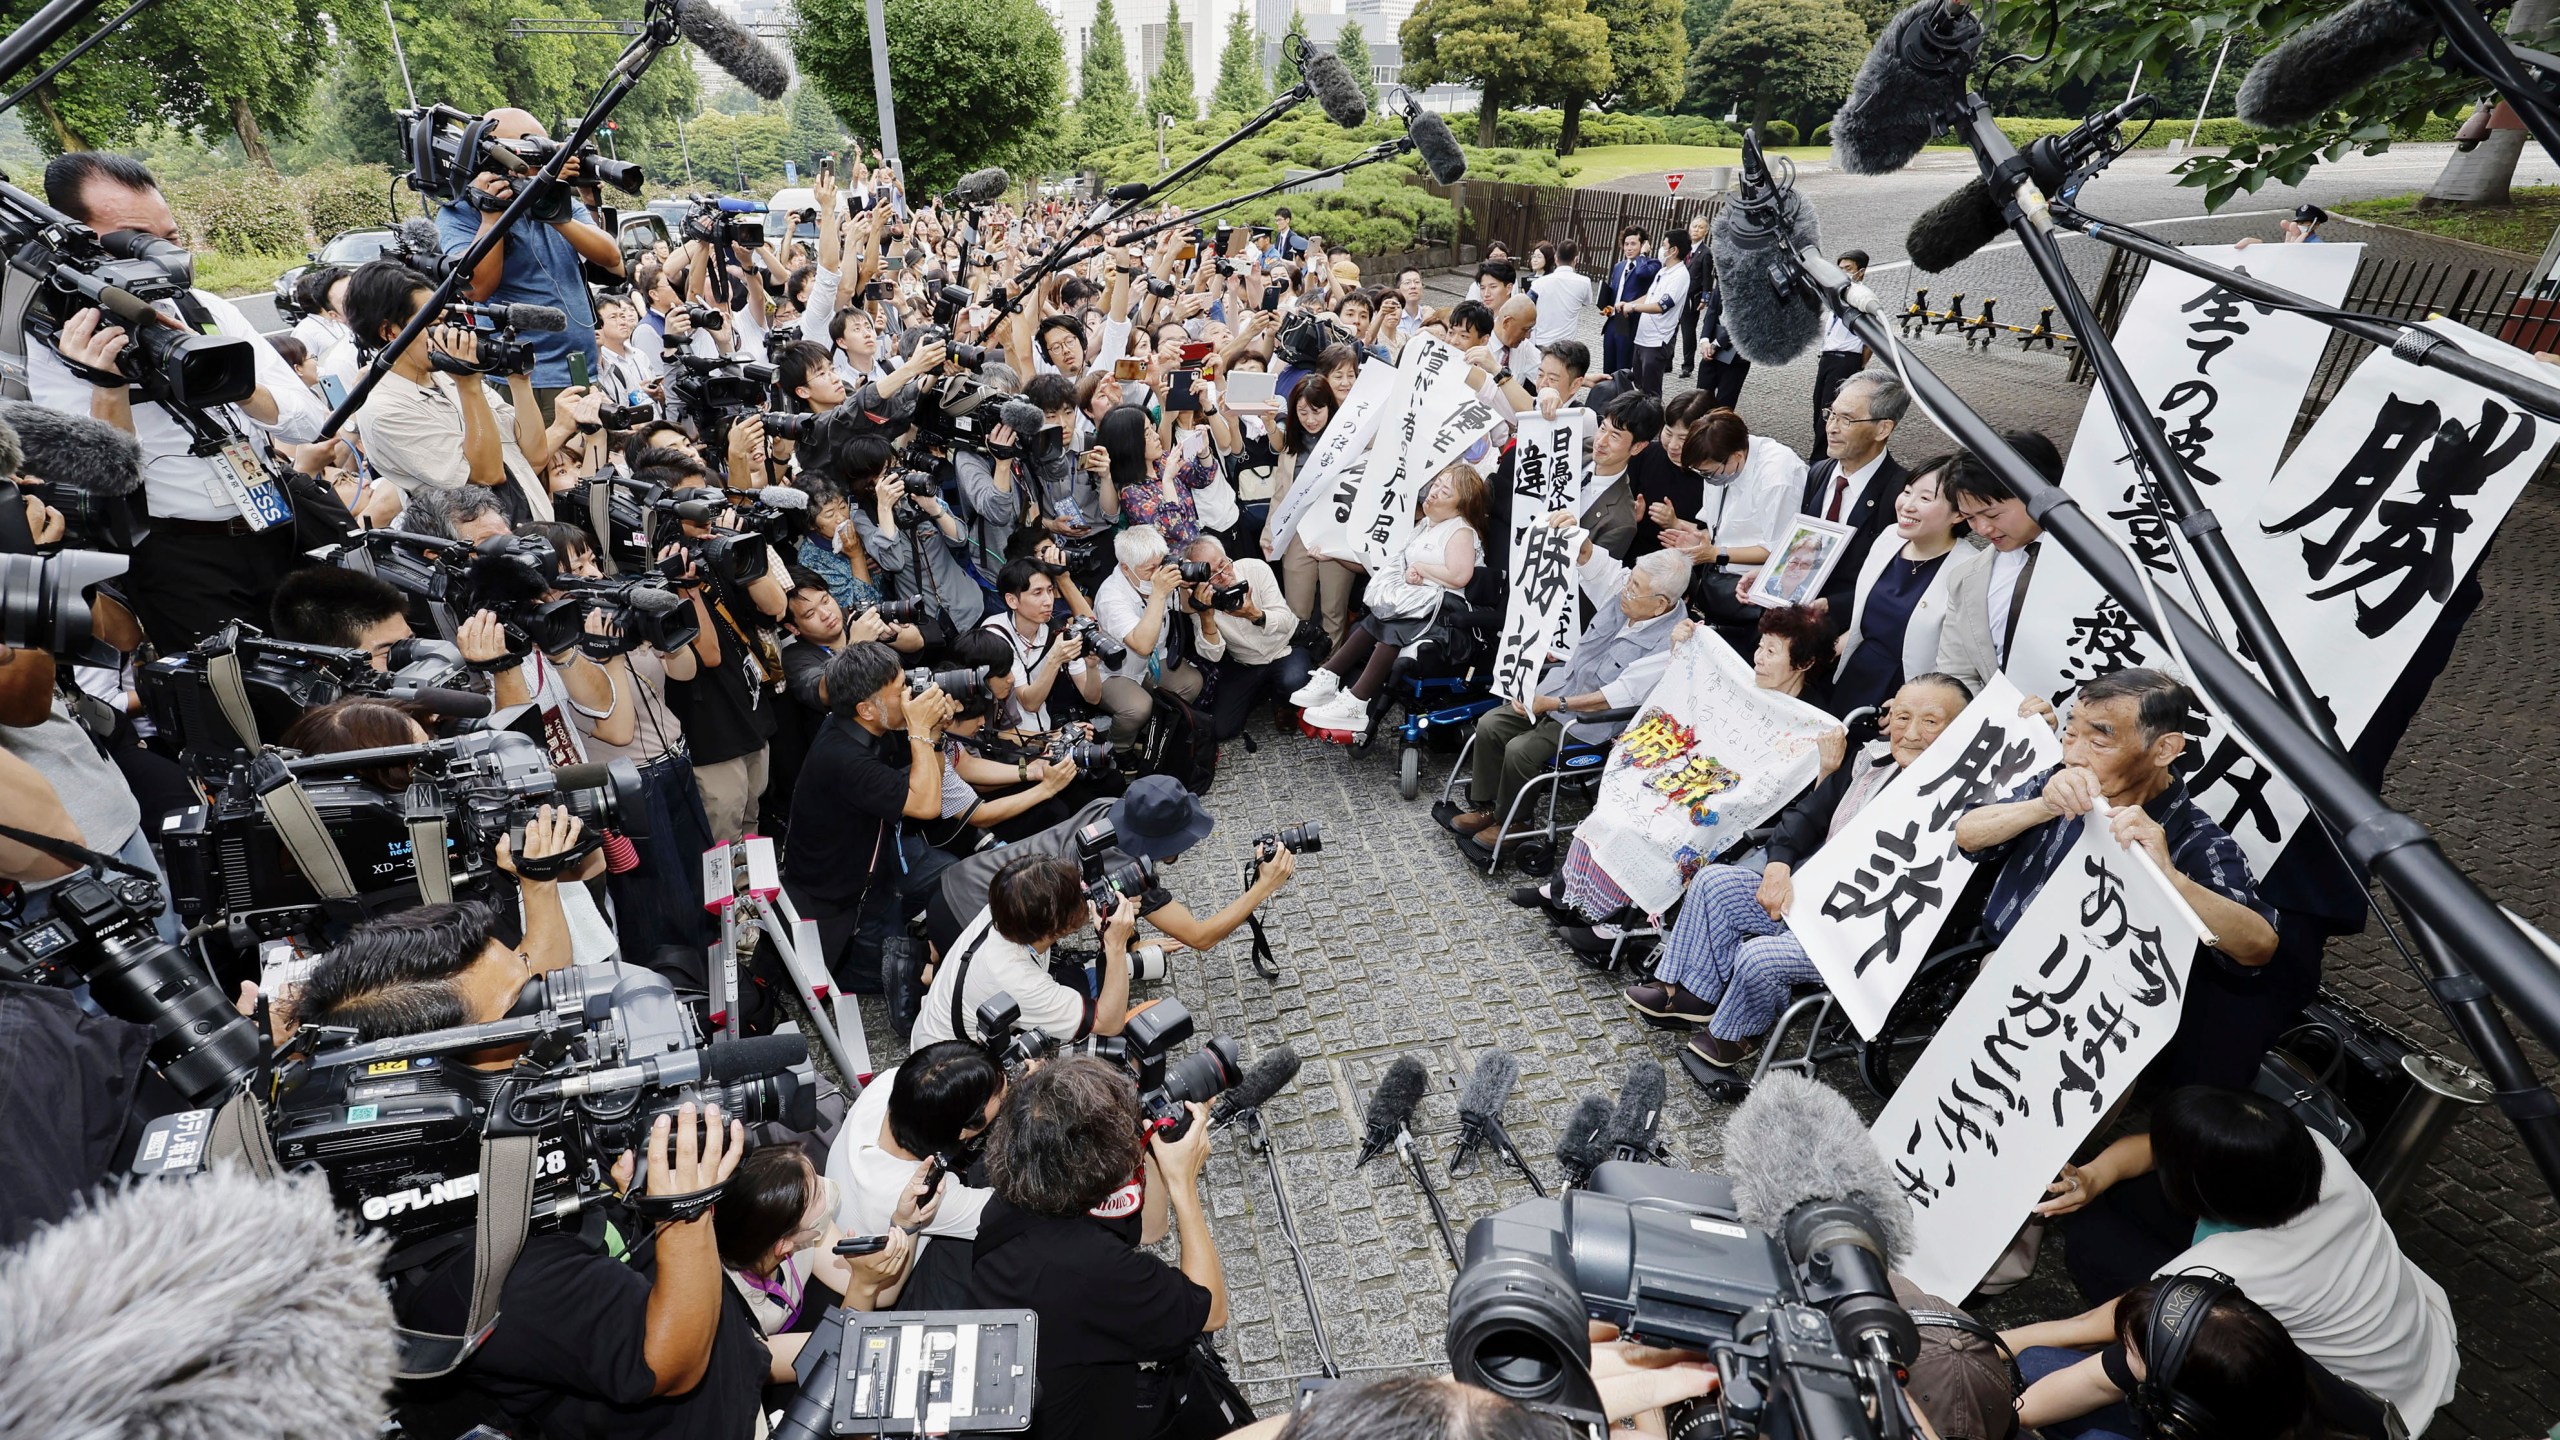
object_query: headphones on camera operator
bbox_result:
[2132,1269,2240,1440]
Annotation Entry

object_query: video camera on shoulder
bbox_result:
[399,103,645,224]
[558,467,666,572]
[138,621,479,781]
[649,484,805,587]
[684,194,770,250]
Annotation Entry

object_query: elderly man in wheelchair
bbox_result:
[1623,672,1981,1071]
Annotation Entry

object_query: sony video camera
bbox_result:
[3,185,257,411]
[664,352,776,453]
[138,622,477,780]
[400,103,644,224]
[156,727,645,934]
[1,869,262,1107]
[273,962,813,1248]
[1447,1166,1916,1438]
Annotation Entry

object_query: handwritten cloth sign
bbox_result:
[1509,410,1595,573]
[1492,522,1587,706]
[1268,357,1399,559]
[1875,815,2210,1299]
[1579,634,1837,912]
[1351,337,1498,570]
[1789,674,2064,1038]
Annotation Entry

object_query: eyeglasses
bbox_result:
[1819,410,1884,426]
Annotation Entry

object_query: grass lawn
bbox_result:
[195,248,301,299]
[1561,145,1844,187]
[2333,186,2560,257]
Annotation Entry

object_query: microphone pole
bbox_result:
[1946,92,2341,754]
[1234,1106,1341,1379]
[2048,199,2560,425]
[1785,247,2560,1205]
[318,0,683,440]
[1397,1125,1464,1265]
[2408,0,2560,171]
[1456,1114,1546,1196]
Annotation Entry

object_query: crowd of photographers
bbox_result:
[0,95,2469,1440]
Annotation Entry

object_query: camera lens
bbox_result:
[1159,1035,1240,1104]
[1,550,129,658]
[1445,1255,1591,1406]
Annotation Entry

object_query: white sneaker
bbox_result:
[1287,670,1341,709]
[1305,694,1370,737]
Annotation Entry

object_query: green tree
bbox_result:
[1680,0,1730,49]
[1681,0,1864,136]
[786,85,850,171]
[1072,0,1144,152]
[796,0,1067,191]
[1333,19,1380,115]
[1146,0,1196,125]
[1557,0,1680,153]
[1401,0,1611,148]
[1211,11,1269,116]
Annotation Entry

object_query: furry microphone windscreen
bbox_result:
[678,0,791,101]
[999,398,1050,438]
[2236,0,2433,132]
[951,168,1013,206]
[0,1168,395,1439]
[1721,1071,1915,1262]
[1710,183,1825,366]
[1556,1094,1614,1174]
[1303,48,1373,129]
[1904,176,2009,273]
[0,412,24,483]
[1357,1054,1432,1164]
[1599,1058,1666,1158]
[1832,0,1985,175]
[1456,1048,1521,1126]
[1213,1044,1304,1124]
[1408,112,1470,185]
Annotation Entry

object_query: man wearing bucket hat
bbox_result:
[924,774,1300,960]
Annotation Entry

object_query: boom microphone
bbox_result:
[1555,1094,1613,1188]
[677,0,791,101]
[998,398,1049,438]
[1709,136,1825,365]
[1832,0,1986,175]
[1904,175,2006,272]
[539,1030,808,1098]
[1455,1048,1520,1138]
[945,168,1013,207]
[1302,48,1372,128]
[0,400,146,549]
[1355,1053,1430,1167]
[1719,1071,1913,1261]
[383,685,495,719]
[1212,1044,1304,1126]
[1406,111,1469,185]
[0,1169,394,1439]
[1599,1058,1667,1166]
[2236,0,2432,133]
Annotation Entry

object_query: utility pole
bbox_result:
[865,0,904,192]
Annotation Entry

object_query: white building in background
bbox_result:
[1040,0,1398,115]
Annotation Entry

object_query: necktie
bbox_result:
[1825,469,1849,522]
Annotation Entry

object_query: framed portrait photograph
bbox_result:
[1749,515,1855,608]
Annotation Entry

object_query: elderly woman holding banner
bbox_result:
[1616,672,1978,1074]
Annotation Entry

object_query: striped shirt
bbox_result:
[1977,767,2275,967]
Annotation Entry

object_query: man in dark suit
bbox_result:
[1599,225,1658,376]
[1693,284,1750,410]
[1798,371,1910,614]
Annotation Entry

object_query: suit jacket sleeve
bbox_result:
[1931,548,1996,693]
[1766,763,1856,869]
[1587,490,1638,562]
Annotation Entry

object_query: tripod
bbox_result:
[703,837,869,1087]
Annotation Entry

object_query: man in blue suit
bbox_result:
[1599,225,1657,377]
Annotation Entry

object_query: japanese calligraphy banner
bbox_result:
[1351,339,1501,570]
[2003,243,2354,872]
[1509,410,1595,576]
[1269,357,1400,559]
[1491,522,1587,706]
[1875,816,2210,1300]
[1789,674,2064,1038]
[1579,633,1837,912]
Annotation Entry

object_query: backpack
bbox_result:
[1139,685,1219,795]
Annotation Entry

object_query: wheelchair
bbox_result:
[1439,703,1644,877]
[1306,570,1509,798]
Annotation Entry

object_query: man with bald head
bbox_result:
[1487,295,1541,385]
[434,107,624,418]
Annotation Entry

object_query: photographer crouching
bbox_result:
[967,1054,1246,1440]
[287,901,766,1439]
[911,854,1141,1049]
[1178,535,1305,743]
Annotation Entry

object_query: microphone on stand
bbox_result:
[1446,1049,1519,1178]
[1210,1045,1304,1129]
[1709,131,1826,366]
[1599,1058,1668,1168]
[1555,1093,1613,1189]
[1354,1054,1430,1168]
[1830,0,1986,176]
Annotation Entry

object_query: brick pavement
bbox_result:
[850,239,2560,1430]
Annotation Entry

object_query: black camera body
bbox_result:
[664,352,773,453]
[553,573,700,656]
[649,486,796,588]
[428,301,539,376]
[156,728,644,935]
[9,213,258,411]
[0,871,262,1106]
[1120,999,1239,1143]
[400,103,645,225]
[559,468,667,571]
[1061,614,1127,663]
[139,623,476,781]
[1253,820,1321,865]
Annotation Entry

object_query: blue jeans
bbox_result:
[2017,1347,2138,1440]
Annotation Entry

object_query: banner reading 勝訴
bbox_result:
[1578,633,1836,913]
[1510,409,1595,658]
[1490,522,1587,707]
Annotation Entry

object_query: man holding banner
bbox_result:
[1954,668,2280,1089]
[1450,516,1692,847]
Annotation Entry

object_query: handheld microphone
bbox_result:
[1555,1093,1613,1188]
[1599,1058,1667,1166]
[0,1169,394,1439]
[676,0,791,101]
[1211,1044,1304,1127]
[1710,135,1825,365]
[944,167,1012,207]
[1832,0,1986,175]
[2236,0,2433,133]
[537,1031,808,1099]
[1354,1054,1430,1167]
[1406,111,1469,185]
[1302,48,1372,128]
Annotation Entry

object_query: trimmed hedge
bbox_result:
[1760,119,1799,147]
[295,165,403,240]
[165,162,403,258]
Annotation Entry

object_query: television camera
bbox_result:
[400,103,645,225]
[137,622,477,779]
[1,178,256,412]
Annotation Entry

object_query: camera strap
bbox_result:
[394,1130,544,1379]
[0,821,157,882]
[947,922,994,1043]
[206,646,263,753]
[409,811,455,904]
[251,754,359,901]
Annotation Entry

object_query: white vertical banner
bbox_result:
[1350,336,1496,570]
[1578,634,1837,913]
[1509,410,1595,576]
[2004,242,2356,872]
[1788,674,2064,1038]
[1491,523,1586,706]
[1272,357,1401,559]
[1874,816,2210,1300]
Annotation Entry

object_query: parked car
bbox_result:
[615,210,672,269]
[271,226,398,325]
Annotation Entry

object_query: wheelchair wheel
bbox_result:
[1398,745,1421,800]
[1514,841,1556,877]
[1857,939,1993,1101]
